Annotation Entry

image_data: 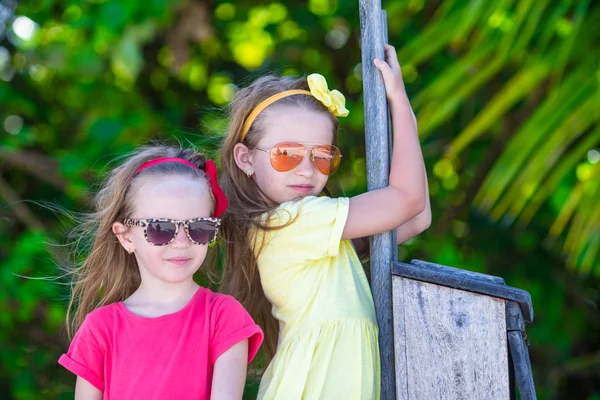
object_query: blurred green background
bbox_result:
[1,0,599,398]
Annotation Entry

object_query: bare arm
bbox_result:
[210,340,249,400]
[75,377,102,400]
[353,172,430,252]
[343,44,427,240]
[395,165,431,244]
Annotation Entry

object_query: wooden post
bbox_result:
[359,1,396,399]
[506,302,537,399]
[382,9,398,263]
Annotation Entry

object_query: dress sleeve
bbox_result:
[210,295,264,364]
[58,315,105,391]
[260,196,350,261]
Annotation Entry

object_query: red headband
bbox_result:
[134,157,228,218]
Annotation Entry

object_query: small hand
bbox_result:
[374,44,416,126]
[374,44,406,102]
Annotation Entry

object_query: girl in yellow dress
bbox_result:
[219,45,431,399]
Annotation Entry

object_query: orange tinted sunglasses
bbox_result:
[253,142,342,175]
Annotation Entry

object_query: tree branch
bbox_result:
[0,148,91,202]
[0,173,45,231]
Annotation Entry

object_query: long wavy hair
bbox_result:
[219,75,339,365]
[65,144,215,338]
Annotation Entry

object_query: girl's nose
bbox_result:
[171,225,191,247]
[294,150,315,176]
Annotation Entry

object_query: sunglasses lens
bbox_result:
[147,221,177,245]
[270,142,305,172]
[188,220,217,244]
[312,145,341,175]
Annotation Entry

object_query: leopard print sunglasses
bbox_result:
[123,217,221,246]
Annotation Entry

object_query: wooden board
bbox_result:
[393,260,533,323]
[393,277,510,399]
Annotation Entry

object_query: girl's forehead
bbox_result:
[259,107,334,144]
[131,175,212,218]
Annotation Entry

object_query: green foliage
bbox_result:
[1,0,598,398]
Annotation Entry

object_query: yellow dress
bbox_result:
[253,196,380,400]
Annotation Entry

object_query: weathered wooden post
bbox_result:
[359,1,396,399]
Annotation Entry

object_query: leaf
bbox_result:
[445,61,550,158]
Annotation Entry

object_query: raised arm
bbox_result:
[343,44,427,240]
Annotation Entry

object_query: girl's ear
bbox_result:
[112,222,135,254]
[233,143,254,174]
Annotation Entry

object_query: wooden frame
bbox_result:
[358,1,537,398]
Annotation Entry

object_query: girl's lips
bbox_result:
[166,257,192,266]
[289,185,314,193]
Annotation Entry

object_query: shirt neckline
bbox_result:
[116,287,204,323]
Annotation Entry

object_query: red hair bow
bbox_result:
[204,160,228,218]
[134,157,228,218]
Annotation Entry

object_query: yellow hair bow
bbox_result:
[307,73,349,117]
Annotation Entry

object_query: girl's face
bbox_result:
[117,175,213,286]
[247,107,334,205]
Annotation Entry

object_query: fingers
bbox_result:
[374,57,395,83]
[374,44,406,97]
[383,44,401,75]
[374,54,401,79]
[374,58,401,96]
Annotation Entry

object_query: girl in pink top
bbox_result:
[58,145,263,400]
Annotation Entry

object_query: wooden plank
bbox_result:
[393,277,510,399]
[507,331,537,400]
[411,259,506,285]
[381,10,399,263]
[392,277,408,399]
[358,1,396,399]
[506,302,537,399]
[393,260,534,323]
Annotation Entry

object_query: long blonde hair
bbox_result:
[219,75,339,364]
[65,144,214,338]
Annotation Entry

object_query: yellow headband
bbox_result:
[239,73,349,142]
[240,90,311,141]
